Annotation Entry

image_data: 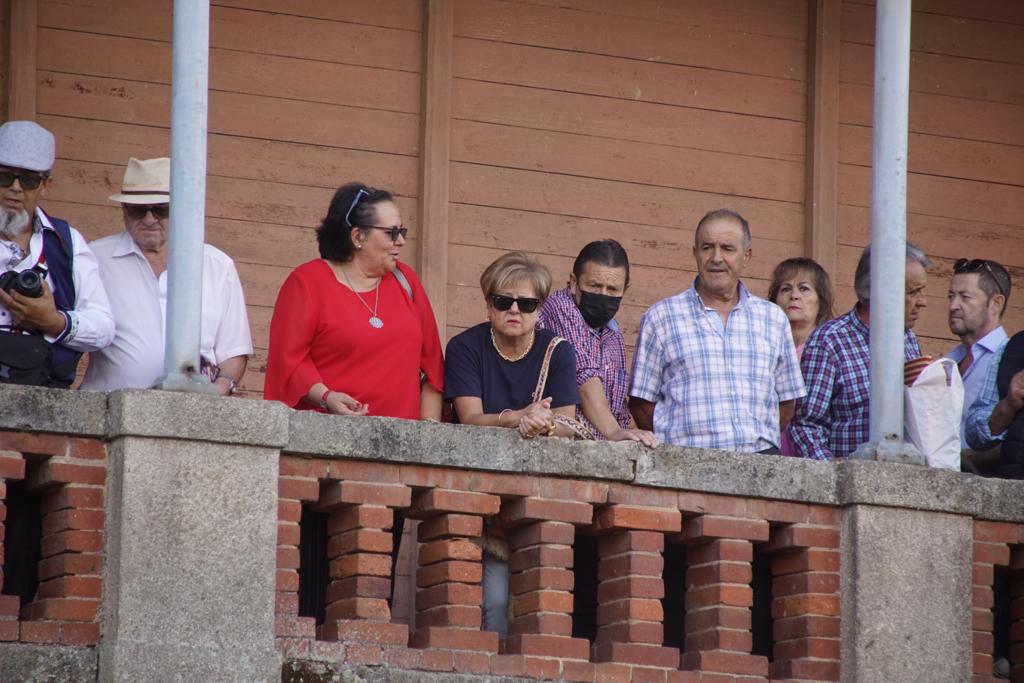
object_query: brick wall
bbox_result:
[971,520,1024,683]
[0,432,106,648]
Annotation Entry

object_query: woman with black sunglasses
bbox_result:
[264,182,443,420]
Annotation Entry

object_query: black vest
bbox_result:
[996,331,1024,479]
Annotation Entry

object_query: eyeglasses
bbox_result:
[358,225,407,242]
[489,294,541,313]
[0,170,46,190]
[344,187,373,227]
[953,258,1007,297]
[123,204,170,220]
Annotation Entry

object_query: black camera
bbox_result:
[0,269,43,298]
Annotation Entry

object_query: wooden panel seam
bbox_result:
[7,0,37,120]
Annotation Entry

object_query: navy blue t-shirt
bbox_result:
[444,322,579,415]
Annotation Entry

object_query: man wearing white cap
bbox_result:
[0,120,114,386]
[81,157,252,394]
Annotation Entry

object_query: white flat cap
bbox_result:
[0,121,56,172]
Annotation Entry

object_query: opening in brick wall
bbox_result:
[298,505,328,625]
[571,532,598,642]
[1,480,42,613]
[662,540,686,650]
[751,543,773,661]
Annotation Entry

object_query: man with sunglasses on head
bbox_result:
[81,157,252,394]
[0,120,114,386]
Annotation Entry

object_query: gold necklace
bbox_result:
[491,328,534,362]
[339,265,383,329]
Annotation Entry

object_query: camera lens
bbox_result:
[14,270,42,298]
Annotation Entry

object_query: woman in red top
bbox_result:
[264,183,443,419]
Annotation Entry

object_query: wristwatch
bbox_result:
[214,371,237,395]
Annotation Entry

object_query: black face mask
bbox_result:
[576,289,622,329]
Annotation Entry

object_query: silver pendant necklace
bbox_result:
[340,266,383,329]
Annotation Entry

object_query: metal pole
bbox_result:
[159,0,215,392]
[865,0,916,461]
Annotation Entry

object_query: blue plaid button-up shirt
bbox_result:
[629,280,805,451]
[788,308,921,460]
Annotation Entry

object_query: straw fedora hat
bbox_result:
[109,157,170,205]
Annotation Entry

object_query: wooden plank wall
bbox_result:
[837,0,1024,357]
[445,0,810,352]
[32,0,424,396]
[0,5,7,119]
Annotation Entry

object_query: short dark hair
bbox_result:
[695,209,751,249]
[572,239,630,286]
[316,182,394,262]
[958,259,1011,316]
[768,257,835,327]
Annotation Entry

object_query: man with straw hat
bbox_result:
[81,157,252,394]
[0,120,114,386]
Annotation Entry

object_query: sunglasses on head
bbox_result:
[344,187,376,228]
[489,294,541,313]
[0,170,46,190]
[953,258,1006,297]
[359,225,408,242]
[124,204,170,220]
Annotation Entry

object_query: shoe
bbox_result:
[993,657,1010,679]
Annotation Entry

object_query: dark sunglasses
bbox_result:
[489,294,541,313]
[344,187,374,227]
[359,225,408,242]
[953,258,1006,297]
[124,204,170,220]
[0,170,46,190]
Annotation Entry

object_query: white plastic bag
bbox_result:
[904,358,963,470]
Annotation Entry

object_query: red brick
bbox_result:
[328,505,393,534]
[686,539,752,565]
[972,562,994,586]
[974,542,1010,566]
[772,594,840,618]
[522,656,561,679]
[39,486,103,513]
[598,530,665,555]
[597,576,664,602]
[27,461,106,488]
[681,649,768,676]
[398,464,473,491]
[685,584,753,610]
[597,552,662,581]
[324,597,390,621]
[504,633,590,659]
[277,522,300,546]
[765,524,840,551]
[417,560,482,587]
[328,459,401,483]
[769,658,841,681]
[277,546,300,570]
[276,569,299,592]
[319,619,408,644]
[773,614,840,640]
[327,528,392,557]
[684,606,751,632]
[508,611,573,636]
[278,499,302,522]
[687,561,752,587]
[678,492,747,517]
[409,488,501,518]
[326,575,392,602]
[596,598,663,625]
[592,642,679,668]
[744,499,811,524]
[971,607,993,631]
[416,582,483,610]
[501,497,594,525]
[343,643,382,665]
[491,654,527,676]
[511,567,575,594]
[595,505,681,533]
[329,553,391,579]
[512,590,574,616]
[598,621,664,645]
[416,604,482,629]
[0,453,25,480]
[23,597,98,622]
[607,484,679,508]
[0,595,19,617]
[317,481,411,510]
[631,667,668,683]
[417,513,483,541]
[41,530,103,557]
[534,478,608,504]
[382,646,422,669]
[453,650,491,674]
[974,586,993,609]
[275,615,316,638]
[561,659,596,682]
[681,515,769,543]
[0,433,104,459]
[410,626,499,652]
[20,621,61,643]
[774,636,840,661]
[510,544,575,573]
[40,509,104,536]
[418,538,483,565]
[772,572,840,597]
[808,505,838,525]
[594,662,632,683]
[36,576,102,600]
[973,629,993,654]
[771,548,840,575]
[275,591,299,614]
[278,455,330,479]
[510,520,576,549]
[0,620,18,641]
[36,553,102,581]
[973,520,1021,544]
[278,476,320,502]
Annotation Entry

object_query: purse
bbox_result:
[532,337,594,440]
[0,328,53,386]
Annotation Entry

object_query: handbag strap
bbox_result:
[532,336,563,404]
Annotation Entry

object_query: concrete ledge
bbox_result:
[286,411,637,481]
[0,384,106,437]
[282,660,531,683]
[0,643,97,683]
[107,389,290,447]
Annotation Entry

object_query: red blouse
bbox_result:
[264,259,443,419]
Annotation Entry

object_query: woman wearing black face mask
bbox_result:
[538,240,658,447]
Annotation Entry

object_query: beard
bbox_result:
[0,209,31,241]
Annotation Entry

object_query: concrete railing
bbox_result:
[0,385,1021,682]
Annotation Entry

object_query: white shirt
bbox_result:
[81,231,253,391]
[0,208,114,351]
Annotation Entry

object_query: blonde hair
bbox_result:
[479,251,552,301]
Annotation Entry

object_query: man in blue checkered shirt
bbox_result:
[788,244,931,460]
[628,209,805,452]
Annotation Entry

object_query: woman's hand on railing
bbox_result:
[518,397,554,438]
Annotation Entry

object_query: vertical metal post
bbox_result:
[159,0,215,392]
[865,0,916,461]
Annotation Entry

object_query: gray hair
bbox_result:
[695,209,751,250]
[854,242,932,306]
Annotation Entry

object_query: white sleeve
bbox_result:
[212,257,253,363]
